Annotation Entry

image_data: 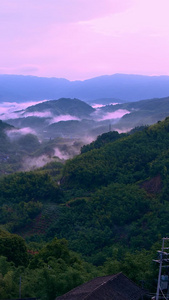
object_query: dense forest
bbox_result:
[2,117,169,298]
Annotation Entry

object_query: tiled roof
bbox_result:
[56,272,146,300]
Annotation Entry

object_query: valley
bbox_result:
[1,95,169,299]
[1,0,169,298]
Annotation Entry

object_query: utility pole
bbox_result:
[19,276,21,299]
[153,237,169,300]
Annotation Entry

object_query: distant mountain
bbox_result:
[86,98,121,106]
[100,96,169,130]
[45,119,96,138]
[6,116,49,130]
[0,119,14,131]
[101,96,169,112]
[24,98,95,118]
[5,98,96,139]
[4,96,169,139]
[1,74,169,102]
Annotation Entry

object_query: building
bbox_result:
[55,272,147,300]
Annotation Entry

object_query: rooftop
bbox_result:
[55,272,146,300]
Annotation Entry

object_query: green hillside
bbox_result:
[0,230,98,299]
[2,117,169,298]
[51,117,169,262]
[101,96,169,130]
[62,118,169,189]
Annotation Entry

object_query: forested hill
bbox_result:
[62,118,169,189]
[43,118,169,257]
[0,119,14,131]
[100,96,169,130]
[24,98,95,118]
[3,118,169,298]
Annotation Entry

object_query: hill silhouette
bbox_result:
[1,74,169,102]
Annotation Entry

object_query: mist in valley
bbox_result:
[0,99,133,174]
[2,95,169,175]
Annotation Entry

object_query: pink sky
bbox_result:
[0,0,169,80]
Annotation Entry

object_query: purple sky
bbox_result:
[0,0,169,80]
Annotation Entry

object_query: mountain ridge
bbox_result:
[1,73,169,102]
[4,96,169,140]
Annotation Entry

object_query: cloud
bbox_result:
[0,102,25,120]
[22,155,56,171]
[95,109,130,121]
[22,145,79,171]
[21,143,81,171]
[82,135,95,145]
[92,103,119,108]
[0,65,41,75]
[0,0,132,25]
[0,100,48,120]
[92,104,106,108]
[54,148,71,160]
[80,0,169,37]
[49,115,80,124]
[6,127,37,140]
[0,0,169,80]
[0,0,135,80]
[18,64,40,73]
[113,127,132,133]
[24,111,52,118]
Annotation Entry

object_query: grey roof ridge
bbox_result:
[82,272,123,300]
[55,273,119,299]
[82,272,146,300]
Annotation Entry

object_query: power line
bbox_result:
[153,238,169,300]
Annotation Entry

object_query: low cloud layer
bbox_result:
[92,102,119,108]
[6,127,37,140]
[22,155,56,171]
[54,148,72,160]
[24,111,52,118]
[98,109,130,121]
[92,104,106,108]
[21,146,80,171]
[92,109,130,121]
[49,115,80,124]
[0,101,81,127]
[0,101,48,120]
[1,101,129,126]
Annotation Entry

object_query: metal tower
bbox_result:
[154,238,169,300]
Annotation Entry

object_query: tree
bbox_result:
[0,230,28,266]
